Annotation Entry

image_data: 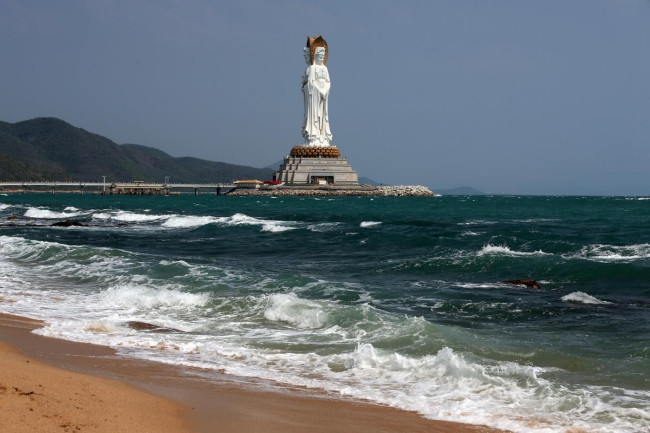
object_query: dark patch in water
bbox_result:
[126,321,182,333]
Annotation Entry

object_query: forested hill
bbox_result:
[0,117,273,182]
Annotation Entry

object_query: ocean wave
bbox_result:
[216,213,268,226]
[0,203,12,210]
[25,207,84,219]
[512,218,559,223]
[457,220,497,226]
[158,259,192,267]
[478,244,549,257]
[162,215,217,228]
[572,244,650,262]
[99,284,210,311]
[561,291,613,305]
[95,210,170,223]
[3,266,648,432]
[360,221,382,228]
[90,210,300,232]
[333,343,648,433]
[215,213,297,232]
[264,293,329,329]
[261,223,295,232]
[307,222,341,232]
[454,282,509,289]
[0,235,69,260]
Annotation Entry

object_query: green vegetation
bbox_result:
[0,117,272,182]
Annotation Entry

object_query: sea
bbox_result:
[0,193,648,433]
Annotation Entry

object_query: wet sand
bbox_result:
[0,313,507,433]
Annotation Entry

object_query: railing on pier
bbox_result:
[0,181,238,195]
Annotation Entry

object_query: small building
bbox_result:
[234,180,263,189]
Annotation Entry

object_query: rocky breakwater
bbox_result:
[228,185,434,197]
[377,185,434,196]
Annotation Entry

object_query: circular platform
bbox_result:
[290,146,340,158]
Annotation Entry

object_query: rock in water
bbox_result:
[504,279,541,289]
[51,220,85,227]
[126,321,182,333]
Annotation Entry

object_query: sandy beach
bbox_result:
[0,313,507,433]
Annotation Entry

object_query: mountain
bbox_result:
[0,117,272,182]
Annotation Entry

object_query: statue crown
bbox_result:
[306,35,328,65]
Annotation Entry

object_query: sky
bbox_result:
[1,0,649,195]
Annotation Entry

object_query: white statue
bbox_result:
[302,39,332,147]
[301,47,310,137]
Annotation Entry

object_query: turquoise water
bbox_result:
[0,194,648,432]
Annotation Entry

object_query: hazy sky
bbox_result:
[1,0,649,194]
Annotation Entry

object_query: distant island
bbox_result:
[0,117,272,183]
[435,186,485,195]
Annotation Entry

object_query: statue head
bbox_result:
[314,47,326,65]
[306,35,328,65]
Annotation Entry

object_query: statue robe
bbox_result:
[302,64,332,146]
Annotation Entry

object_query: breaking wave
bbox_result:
[25,207,84,219]
[162,215,217,228]
[561,291,614,305]
[478,244,548,257]
[572,244,650,262]
[264,293,328,328]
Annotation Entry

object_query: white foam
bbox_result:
[360,221,382,228]
[218,213,265,226]
[159,259,191,267]
[457,220,497,226]
[0,203,12,210]
[573,244,650,262]
[561,291,613,305]
[162,215,216,228]
[513,218,559,223]
[261,223,295,232]
[99,284,210,311]
[0,235,65,258]
[307,222,341,232]
[111,211,169,222]
[215,213,297,232]
[24,207,82,219]
[478,244,548,257]
[264,293,329,329]
[455,282,507,289]
[91,210,169,222]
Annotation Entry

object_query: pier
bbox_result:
[0,182,237,195]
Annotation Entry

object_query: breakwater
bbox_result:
[228,185,435,197]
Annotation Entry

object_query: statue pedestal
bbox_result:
[273,147,358,185]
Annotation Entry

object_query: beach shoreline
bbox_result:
[0,313,507,433]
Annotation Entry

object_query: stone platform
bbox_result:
[274,148,358,185]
